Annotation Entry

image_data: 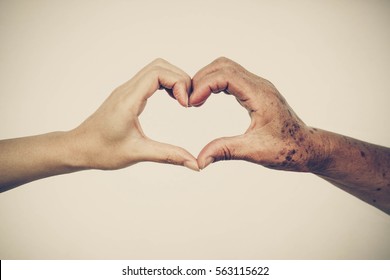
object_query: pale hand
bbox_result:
[70,58,199,171]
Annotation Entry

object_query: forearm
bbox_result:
[310,129,390,214]
[0,131,85,192]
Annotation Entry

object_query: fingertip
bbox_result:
[188,92,196,106]
[189,80,213,107]
[183,90,189,108]
[191,100,206,107]
[184,160,200,171]
[174,83,190,107]
[197,135,245,169]
[199,156,214,170]
[177,96,188,108]
[197,142,217,169]
[189,94,206,107]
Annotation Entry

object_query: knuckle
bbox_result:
[214,56,231,66]
[178,76,189,88]
[213,57,237,77]
[262,77,276,89]
[175,74,186,83]
[151,57,167,66]
[184,73,192,84]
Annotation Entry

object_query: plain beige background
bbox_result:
[0,0,389,259]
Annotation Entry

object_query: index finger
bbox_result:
[189,57,257,110]
[129,58,192,107]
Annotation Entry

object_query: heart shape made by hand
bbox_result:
[75,57,319,174]
[137,57,318,173]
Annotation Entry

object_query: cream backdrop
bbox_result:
[0,0,389,259]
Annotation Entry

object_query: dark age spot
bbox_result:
[382,172,386,178]
[360,151,366,158]
[279,149,287,156]
[286,149,296,155]
[376,188,381,191]
[285,149,297,162]
[287,123,301,138]
[372,199,377,203]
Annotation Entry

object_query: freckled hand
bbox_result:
[190,57,390,215]
[190,57,324,172]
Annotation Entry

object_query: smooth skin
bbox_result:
[0,59,198,192]
[190,57,390,214]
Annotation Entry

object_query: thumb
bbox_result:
[197,135,250,169]
[141,139,199,171]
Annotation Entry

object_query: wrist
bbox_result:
[305,127,334,174]
[62,129,93,171]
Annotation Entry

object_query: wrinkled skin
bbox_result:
[190,57,329,172]
[190,57,390,214]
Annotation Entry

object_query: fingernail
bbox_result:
[191,101,205,107]
[201,157,214,170]
[184,93,189,108]
[188,96,196,106]
[184,160,200,172]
